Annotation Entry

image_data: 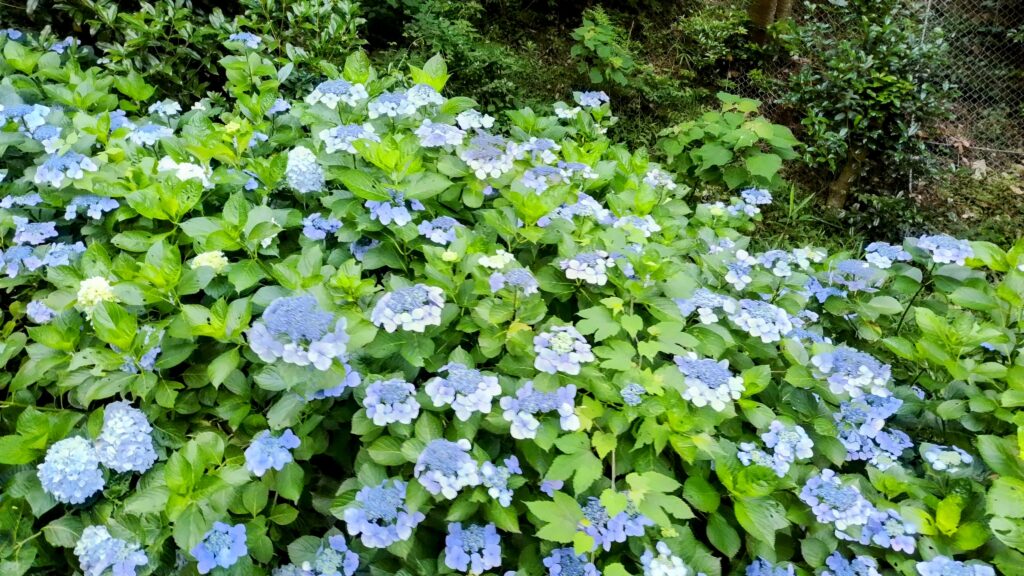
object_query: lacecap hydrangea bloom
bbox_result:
[843,508,917,553]
[246,295,352,371]
[94,401,158,474]
[865,242,911,269]
[746,558,795,576]
[416,119,466,148]
[424,363,501,421]
[65,195,119,220]
[460,133,516,179]
[621,382,646,406]
[821,552,880,576]
[371,284,445,332]
[480,456,521,506]
[641,541,698,576]
[295,534,359,576]
[34,151,98,188]
[12,217,57,245]
[489,267,540,295]
[38,436,105,504]
[726,299,794,343]
[26,300,56,323]
[245,429,300,476]
[560,251,616,285]
[534,325,594,375]
[74,525,148,576]
[365,190,424,226]
[286,146,325,194]
[191,250,229,273]
[674,353,744,412]
[418,216,462,244]
[444,523,502,574]
[799,469,875,530]
[478,249,516,269]
[739,420,813,477]
[500,381,579,439]
[543,547,599,576]
[914,234,974,265]
[148,99,181,116]
[191,522,248,574]
[675,289,735,325]
[127,123,173,146]
[456,109,495,131]
[414,438,481,499]
[320,123,378,154]
[828,259,885,292]
[364,378,421,425]
[344,479,425,548]
[578,496,653,551]
[915,556,994,576]
[305,79,369,109]
[302,213,342,240]
[834,395,909,469]
[922,443,974,473]
[811,346,892,398]
[574,90,610,108]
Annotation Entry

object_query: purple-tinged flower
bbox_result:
[822,552,880,576]
[371,284,445,332]
[515,137,560,164]
[267,98,291,116]
[674,353,744,412]
[1,193,43,208]
[500,381,579,439]
[865,242,911,269]
[480,456,520,506]
[915,556,993,576]
[414,439,480,499]
[543,548,598,576]
[367,91,417,118]
[148,100,181,117]
[620,383,646,406]
[74,525,148,576]
[800,469,875,529]
[726,299,794,342]
[95,401,158,474]
[578,496,653,551]
[350,237,379,261]
[246,295,352,371]
[828,259,885,292]
[12,216,57,245]
[416,119,466,148]
[364,379,420,426]
[745,558,795,576]
[640,541,695,576]
[534,326,594,375]
[26,300,56,323]
[344,479,425,548]
[65,195,119,220]
[191,522,247,574]
[365,190,424,226]
[521,165,566,194]
[286,146,325,194]
[922,443,973,473]
[460,133,516,179]
[228,32,261,48]
[306,80,368,109]
[320,124,378,154]
[128,123,173,146]
[245,429,300,476]
[489,268,539,295]
[418,216,462,244]
[302,213,342,240]
[559,251,616,285]
[537,192,614,227]
[574,91,609,108]
[915,235,973,265]
[540,480,563,497]
[445,523,502,574]
[456,109,495,131]
[675,289,735,324]
[424,363,501,421]
[811,346,892,398]
[741,188,772,206]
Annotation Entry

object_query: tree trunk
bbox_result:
[749,0,794,43]
[827,148,868,209]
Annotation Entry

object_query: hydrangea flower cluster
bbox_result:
[365,190,425,226]
[845,508,917,553]
[746,558,795,576]
[739,420,813,477]
[456,109,495,130]
[560,251,617,285]
[371,284,445,332]
[12,217,57,245]
[827,259,885,292]
[534,325,594,375]
[320,123,379,154]
[228,31,262,48]
[543,547,599,576]
[489,267,540,295]
[26,300,56,323]
[675,288,735,325]
[480,456,521,506]
[674,353,745,411]
[460,133,516,179]
[415,119,466,148]
[578,496,653,551]
[38,436,105,503]
[64,195,119,220]
[726,299,795,342]
[799,469,875,530]
[500,381,579,439]
[620,382,647,406]
[191,522,248,574]
[915,556,994,576]
[811,346,892,398]
[414,439,481,499]
[834,395,910,469]
[865,242,912,269]
[305,79,369,109]
[575,90,610,108]
[344,479,425,548]
[922,443,974,473]
[293,534,359,576]
[127,123,173,146]
[302,213,343,240]
[286,146,326,193]
[537,192,614,227]
[94,401,158,474]
[74,525,148,576]
[915,234,974,265]
[247,295,352,371]
[821,552,880,576]
[34,151,98,187]
[640,541,696,576]
[417,215,462,244]
[444,523,502,574]
[364,378,421,425]
[245,429,300,476]
[191,250,229,273]
[520,165,565,194]
[424,363,501,420]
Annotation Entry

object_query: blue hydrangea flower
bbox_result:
[371,284,445,332]
[557,161,598,180]
[740,420,813,476]
[344,479,425,548]
[1,103,50,132]
[726,299,794,342]
[559,251,616,285]
[416,119,466,148]
[49,36,75,54]
[0,245,41,277]
[320,124,379,154]
[741,187,772,206]
[414,439,480,499]
[811,346,892,398]
[865,242,911,269]
[804,277,847,303]
[191,522,247,574]
[828,259,885,292]
[745,558,795,576]
[65,195,119,220]
[424,363,501,421]
[620,383,646,406]
[108,109,133,132]
[302,213,342,240]
[480,456,521,506]
[364,378,420,426]
[534,326,594,375]
[579,496,653,551]
[32,123,62,151]
[286,146,325,194]
[460,133,516,179]
[537,192,614,227]
[915,235,974,265]
[521,165,566,194]
[95,401,158,474]
[444,523,501,574]
[246,295,352,371]
[640,542,696,576]
[119,326,163,373]
[456,109,496,131]
[367,91,418,118]
[799,469,875,530]
[675,289,735,325]
[543,547,599,576]
[514,137,561,164]
[834,395,907,468]
[418,216,462,244]
[74,525,148,576]
[725,260,754,290]
[350,237,379,261]
[26,300,56,323]
[127,124,173,146]
[1,192,43,208]
[297,534,359,576]
[500,381,579,439]
[12,216,58,245]
[305,80,369,109]
[489,268,540,295]
[38,436,105,504]
[245,429,300,476]
[228,32,262,48]
[822,552,880,576]
[540,479,564,497]
[365,190,425,226]
[267,98,291,116]
[148,99,182,117]
[674,353,744,412]
[842,508,917,552]
[915,556,993,576]
[612,214,662,238]
[574,91,610,108]
[922,444,974,473]
[273,565,311,576]
[1,29,23,41]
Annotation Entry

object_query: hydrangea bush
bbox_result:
[2,30,1024,576]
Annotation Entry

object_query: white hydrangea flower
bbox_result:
[191,251,229,274]
[285,146,325,194]
[77,276,117,319]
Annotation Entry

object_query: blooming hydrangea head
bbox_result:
[77,276,118,319]
[414,438,480,499]
[302,213,342,240]
[12,217,58,246]
[675,289,735,325]
[148,99,181,116]
[306,80,369,109]
[416,119,466,148]
[799,469,875,530]
[534,325,594,375]
[247,295,351,371]
[674,353,744,411]
[425,363,501,421]
[296,534,359,576]
[922,444,974,473]
[500,381,579,439]
[94,401,157,474]
[371,284,445,332]
[574,91,610,108]
[228,32,261,49]
[821,552,880,576]
[541,479,564,497]
[127,123,173,146]
[489,267,540,295]
[746,558,795,576]
[26,300,56,324]
[640,541,695,576]
[418,216,462,245]
[367,91,418,118]
[365,190,425,226]
[579,496,653,551]
[191,522,248,574]
[364,378,420,426]
[245,429,300,476]
[811,346,892,398]
[915,234,974,265]
[320,123,378,154]
[286,146,325,194]
[537,192,614,227]
[829,259,885,292]
[74,525,148,576]
[727,299,794,342]
[157,156,212,188]
[191,250,229,274]
[38,436,104,503]
[34,151,98,187]
[620,383,646,406]
[915,556,994,576]
[479,249,516,269]
[543,547,599,576]
[521,165,566,194]
[865,242,911,269]
[344,479,425,548]
[445,523,502,574]
[460,133,516,179]
[741,188,772,206]
[65,195,120,220]
[480,456,520,506]
[560,251,616,285]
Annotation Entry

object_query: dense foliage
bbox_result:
[2,27,1024,576]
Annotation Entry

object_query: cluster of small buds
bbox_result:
[620,383,647,406]
[800,469,876,530]
[344,479,425,549]
[417,215,462,245]
[246,295,352,371]
[364,378,421,425]
[460,133,516,179]
[922,443,974,473]
[77,276,118,319]
[534,325,594,375]
[675,288,735,324]
[157,156,212,188]
[544,548,599,576]
[425,363,502,421]
[365,190,425,226]
[65,195,119,220]
[914,234,974,265]
[674,353,745,411]
[414,439,481,499]
[559,250,617,285]
[370,284,446,332]
[415,119,466,148]
[302,213,342,240]
[726,299,794,343]
[500,381,579,439]
[305,79,369,109]
[244,429,300,476]
[320,123,379,154]
[35,151,98,188]
[741,187,773,207]
[811,346,892,398]
[286,146,325,194]
[489,267,540,295]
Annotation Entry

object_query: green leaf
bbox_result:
[91,301,137,350]
[734,497,788,544]
[978,435,1024,480]
[936,495,963,536]
[0,435,41,465]
[706,513,740,556]
[42,516,83,548]
[367,436,407,466]
[697,143,734,171]
[988,477,1024,519]
[526,492,583,544]
[743,153,782,181]
[684,475,721,513]
[207,347,240,387]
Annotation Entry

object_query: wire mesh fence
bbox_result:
[732,0,1024,174]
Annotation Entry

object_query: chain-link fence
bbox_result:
[734,0,1024,174]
